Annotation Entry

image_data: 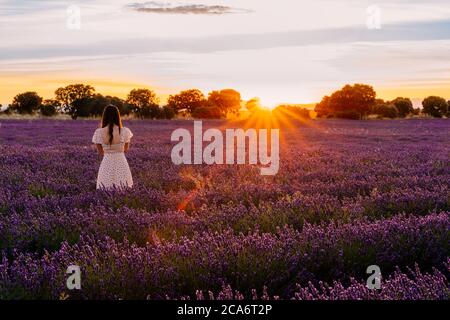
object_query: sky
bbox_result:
[0,0,450,107]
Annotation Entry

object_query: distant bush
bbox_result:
[136,104,161,119]
[10,92,43,114]
[192,106,223,119]
[127,88,160,119]
[40,100,59,117]
[162,106,176,120]
[422,96,448,118]
[334,110,362,120]
[373,104,399,119]
[41,106,56,117]
[390,97,413,117]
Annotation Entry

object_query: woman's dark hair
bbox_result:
[101,105,122,144]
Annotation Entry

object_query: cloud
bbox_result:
[1,19,450,61]
[126,1,251,15]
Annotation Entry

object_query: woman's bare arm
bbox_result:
[124,142,130,153]
[95,144,104,156]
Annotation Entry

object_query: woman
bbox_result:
[92,105,133,190]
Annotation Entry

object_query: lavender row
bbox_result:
[192,264,449,300]
[1,190,447,255]
[1,213,448,299]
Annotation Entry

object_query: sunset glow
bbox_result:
[1,0,450,107]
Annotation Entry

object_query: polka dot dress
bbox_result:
[92,127,133,190]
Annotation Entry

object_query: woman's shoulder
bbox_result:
[92,127,105,144]
[93,127,104,135]
[122,126,132,133]
[121,126,133,141]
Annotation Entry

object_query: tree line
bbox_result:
[315,84,450,119]
[2,83,449,120]
[0,85,243,120]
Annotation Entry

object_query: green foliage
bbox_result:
[315,95,330,118]
[10,92,43,114]
[422,96,448,118]
[58,94,130,119]
[207,89,241,116]
[314,84,376,119]
[373,103,399,119]
[126,88,160,119]
[334,110,362,120]
[40,99,59,116]
[162,106,176,119]
[167,89,207,114]
[7,83,440,121]
[192,105,223,119]
[136,104,161,119]
[71,97,95,118]
[390,97,413,117]
[55,84,95,119]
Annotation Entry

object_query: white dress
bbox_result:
[92,127,134,190]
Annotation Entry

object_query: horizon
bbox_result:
[1,0,450,108]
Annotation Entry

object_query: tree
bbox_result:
[106,96,131,116]
[422,96,448,118]
[87,94,110,117]
[65,94,127,118]
[191,105,223,119]
[245,97,262,113]
[207,89,241,116]
[55,84,95,119]
[167,89,206,114]
[161,106,176,119]
[40,99,60,116]
[330,84,376,118]
[391,97,413,117]
[10,92,43,114]
[71,97,96,118]
[373,103,398,119]
[334,110,363,120]
[84,94,131,117]
[126,89,160,119]
[314,96,331,118]
[315,84,377,119]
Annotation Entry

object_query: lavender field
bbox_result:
[0,119,449,300]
